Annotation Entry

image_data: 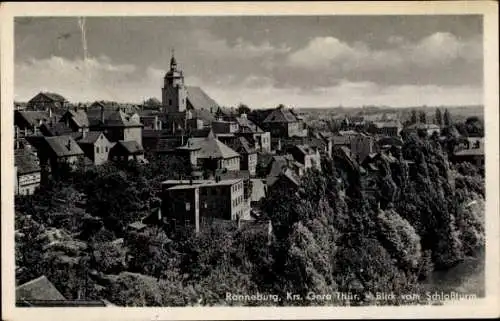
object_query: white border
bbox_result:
[1,2,499,320]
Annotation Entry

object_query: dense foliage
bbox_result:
[15,132,484,306]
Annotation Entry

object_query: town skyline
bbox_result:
[15,15,483,108]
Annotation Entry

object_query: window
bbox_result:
[96,146,100,153]
[105,146,109,153]
[185,202,191,211]
[169,99,172,106]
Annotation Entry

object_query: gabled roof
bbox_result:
[263,106,299,123]
[236,115,264,133]
[103,110,142,127]
[268,168,300,187]
[64,109,89,128]
[77,131,106,145]
[180,136,239,159]
[44,135,84,157]
[30,92,66,103]
[186,86,220,111]
[267,154,295,178]
[39,121,73,137]
[114,140,144,155]
[15,149,40,174]
[228,136,255,154]
[16,111,51,127]
[16,276,66,301]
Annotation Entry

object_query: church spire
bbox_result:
[170,48,177,71]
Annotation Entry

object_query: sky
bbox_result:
[14,15,483,108]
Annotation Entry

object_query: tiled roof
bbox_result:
[186,86,219,111]
[16,111,51,127]
[228,136,255,154]
[268,154,294,178]
[30,92,66,102]
[180,136,239,159]
[16,276,66,301]
[66,109,89,127]
[39,121,73,137]
[236,115,264,133]
[45,135,84,157]
[104,110,142,127]
[116,140,144,154]
[263,106,299,123]
[77,131,104,144]
[15,149,40,174]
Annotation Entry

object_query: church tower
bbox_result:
[162,50,187,113]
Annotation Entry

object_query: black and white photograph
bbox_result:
[1,1,499,320]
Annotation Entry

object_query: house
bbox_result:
[286,144,321,171]
[161,178,249,233]
[109,140,146,163]
[371,121,402,137]
[235,113,271,152]
[404,123,441,137]
[452,139,484,167]
[260,105,308,138]
[267,168,301,194]
[27,92,68,111]
[265,154,305,185]
[139,115,163,131]
[58,108,90,133]
[14,110,54,136]
[39,135,85,172]
[39,121,77,138]
[176,130,240,172]
[89,108,143,146]
[14,148,41,195]
[227,136,258,176]
[77,131,113,165]
[331,131,374,163]
[88,100,139,114]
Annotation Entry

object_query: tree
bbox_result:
[237,103,251,115]
[443,109,452,126]
[419,111,427,124]
[410,110,417,124]
[144,97,161,108]
[435,108,443,126]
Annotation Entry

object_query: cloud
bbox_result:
[15,55,482,108]
[191,30,291,59]
[285,32,482,77]
[15,56,157,102]
[407,32,482,66]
